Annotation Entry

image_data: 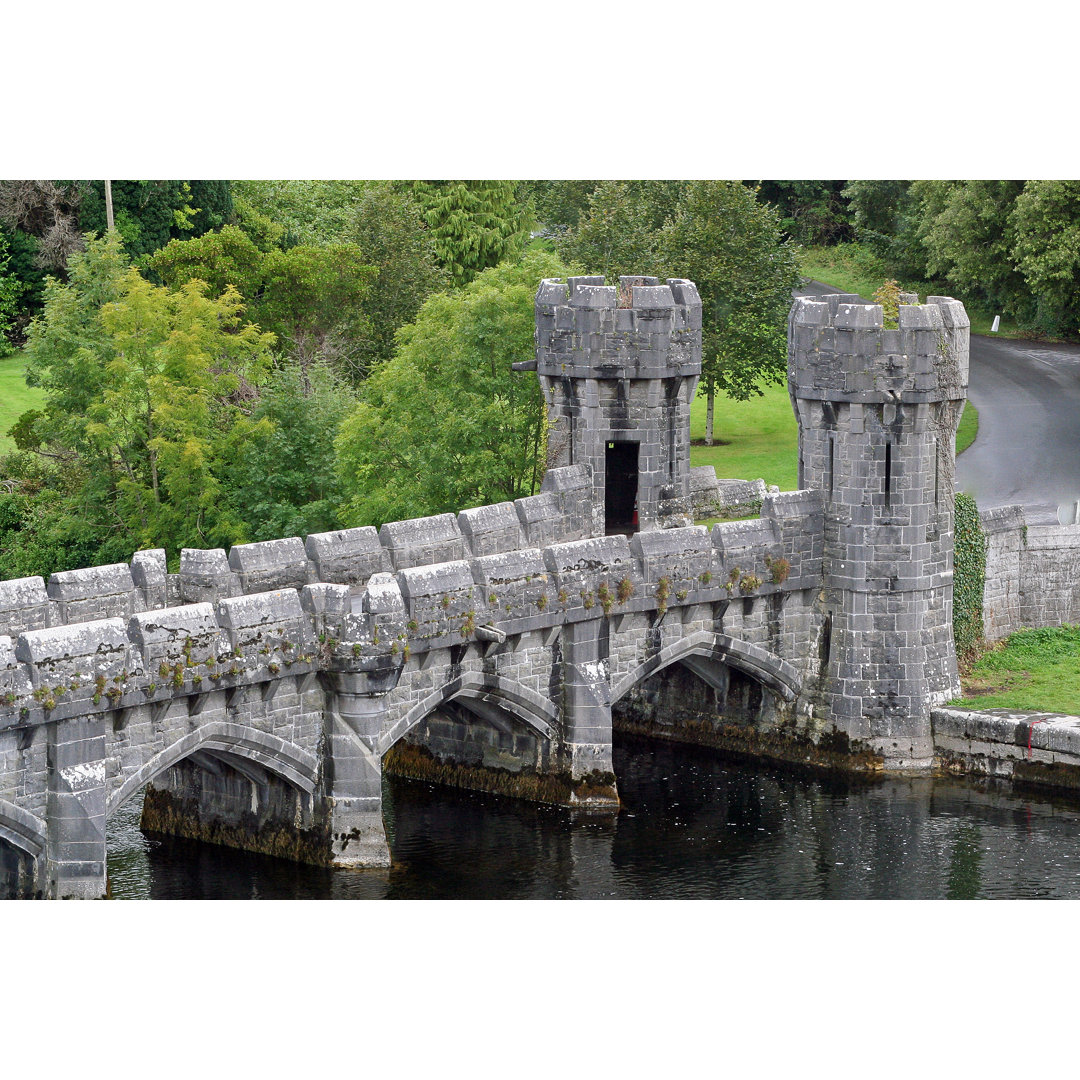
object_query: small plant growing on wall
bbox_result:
[764,554,790,585]
[617,577,635,604]
[739,573,762,594]
[598,581,613,616]
[655,576,671,616]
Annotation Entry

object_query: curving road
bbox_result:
[796,280,1080,524]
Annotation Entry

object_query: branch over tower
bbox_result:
[534,276,702,533]
[789,292,969,766]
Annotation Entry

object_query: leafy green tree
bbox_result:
[750,181,853,245]
[410,181,532,287]
[336,250,571,526]
[657,181,800,442]
[842,180,927,278]
[231,180,371,245]
[1009,180,1080,335]
[145,224,265,298]
[256,244,376,384]
[554,181,665,279]
[146,230,377,384]
[911,180,1027,317]
[524,180,600,232]
[342,185,450,370]
[0,229,23,354]
[226,365,354,541]
[21,233,275,560]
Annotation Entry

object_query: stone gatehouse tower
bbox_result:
[533,276,702,533]
[789,292,969,764]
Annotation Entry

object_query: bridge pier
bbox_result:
[560,620,619,807]
[46,717,107,900]
[325,673,392,868]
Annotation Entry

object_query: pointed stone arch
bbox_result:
[107,720,320,818]
[380,672,559,755]
[0,797,47,860]
[611,630,802,705]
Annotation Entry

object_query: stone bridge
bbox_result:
[0,276,970,897]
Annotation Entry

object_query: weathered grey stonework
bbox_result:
[978,507,1080,640]
[0,279,991,898]
[789,292,969,765]
[535,276,703,531]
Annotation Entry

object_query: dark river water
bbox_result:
[105,735,1080,900]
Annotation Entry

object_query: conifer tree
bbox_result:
[411,181,531,287]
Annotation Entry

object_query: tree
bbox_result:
[842,180,928,279]
[145,224,265,298]
[554,181,664,280]
[524,180,600,233]
[341,184,450,371]
[410,181,532,287]
[335,250,572,526]
[911,180,1028,317]
[0,229,22,354]
[20,233,276,561]
[1009,181,1080,336]
[146,229,377,385]
[226,365,354,542]
[0,180,84,271]
[749,181,854,245]
[230,180,371,245]
[657,181,800,443]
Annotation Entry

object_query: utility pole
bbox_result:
[104,180,114,232]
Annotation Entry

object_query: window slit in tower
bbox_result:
[827,434,835,499]
[933,437,939,504]
[884,441,892,505]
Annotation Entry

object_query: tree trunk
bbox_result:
[705,386,715,446]
[104,181,115,233]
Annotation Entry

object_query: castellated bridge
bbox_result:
[0,276,970,898]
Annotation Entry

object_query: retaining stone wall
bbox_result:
[979,506,1080,640]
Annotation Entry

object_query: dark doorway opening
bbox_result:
[605,440,639,533]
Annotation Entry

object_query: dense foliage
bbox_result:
[4,233,277,571]
[953,492,988,661]
[335,251,572,526]
[410,181,532,287]
[842,180,1080,337]
[554,180,799,443]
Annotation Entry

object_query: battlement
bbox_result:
[535,275,702,380]
[789,292,969,403]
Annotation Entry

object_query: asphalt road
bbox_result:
[796,280,1080,524]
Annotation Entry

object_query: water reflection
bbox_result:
[106,736,1080,900]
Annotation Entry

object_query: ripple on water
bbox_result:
[104,736,1080,900]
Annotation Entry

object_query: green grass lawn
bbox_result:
[799,243,1025,338]
[955,625,1080,714]
[0,352,44,454]
[688,383,978,491]
[688,384,799,491]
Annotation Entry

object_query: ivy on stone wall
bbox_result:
[953,492,987,660]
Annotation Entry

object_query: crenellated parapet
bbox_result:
[535,275,702,381]
[789,292,971,764]
[0,489,828,733]
[788,292,969,405]
[535,275,704,531]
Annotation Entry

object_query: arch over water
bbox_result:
[610,630,802,705]
[107,720,320,817]
[380,672,559,755]
[0,797,47,859]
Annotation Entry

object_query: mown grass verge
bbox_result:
[687,374,978,494]
[688,383,798,492]
[954,625,1080,714]
[0,353,45,454]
